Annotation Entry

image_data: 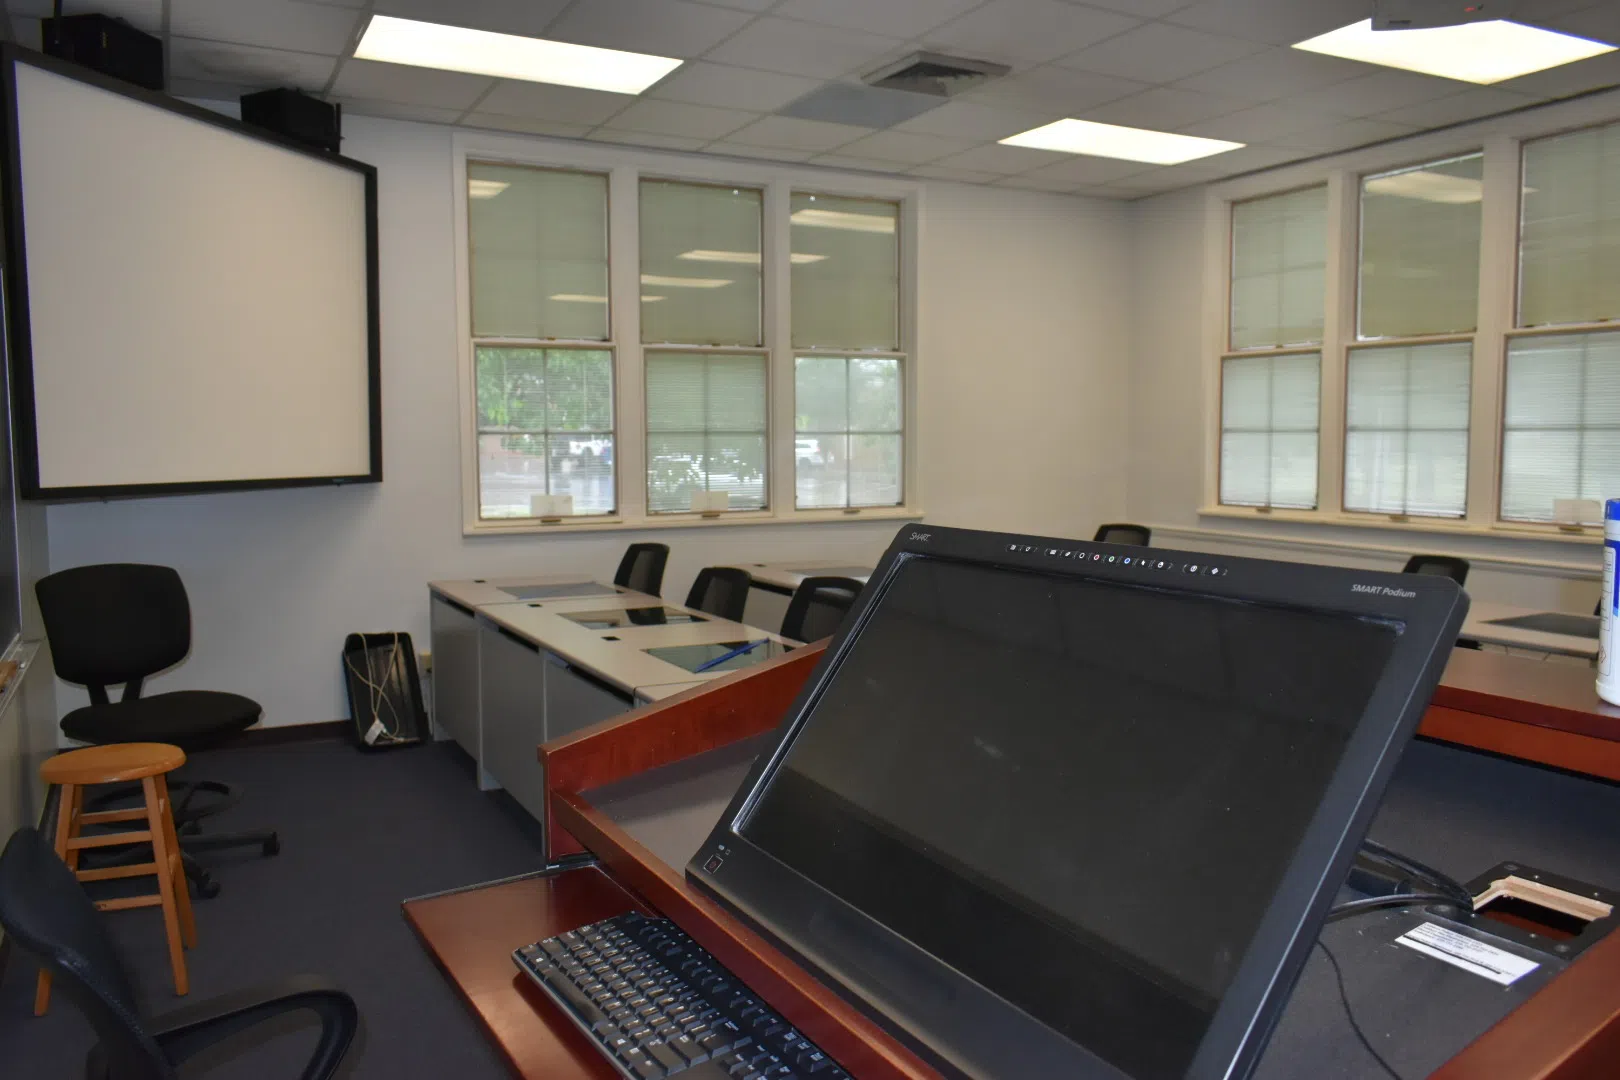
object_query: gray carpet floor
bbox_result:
[0,735,550,1078]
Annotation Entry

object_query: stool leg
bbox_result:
[142,776,189,997]
[35,784,80,1015]
[154,775,196,948]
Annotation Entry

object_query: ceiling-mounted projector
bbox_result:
[1372,0,1513,30]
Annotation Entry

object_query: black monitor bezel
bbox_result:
[688,524,1467,1080]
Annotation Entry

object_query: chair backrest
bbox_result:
[781,577,863,644]
[614,543,670,597]
[1094,523,1151,546]
[0,827,173,1080]
[1401,554,1470,586]
[36,564,191,697]
[685,567,752,623]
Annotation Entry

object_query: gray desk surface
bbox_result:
[583,737,1620,1078]
[729,561,873,593]
[1461,600,1598,659]
[478,596,792,697]
[429,574,626,610]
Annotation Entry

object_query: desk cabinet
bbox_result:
[478,618,547,812]
[429,596,480,760]
[544,653,631,743]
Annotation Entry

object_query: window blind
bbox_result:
[790,194,899,351]
[795,355,903,509]
[1344,342,1471,518]
[475,346,615,519]
[639,180,762,347]
[1230,186,1327,350]
[1219,352,1320,509]
[646,351,767,513]
[1520,121,1620,328]
[1501,330,1620,523]
[469,164,609,341]
[1359,154,1483,339]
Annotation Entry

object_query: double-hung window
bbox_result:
[640,180,768,514]
[1343,153,1481,519]
[1501,121,1620,525]
[1220,186,1326,509]
[791,194,905,509]
[468,163,614,519]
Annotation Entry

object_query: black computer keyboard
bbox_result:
[514,911,849,1080]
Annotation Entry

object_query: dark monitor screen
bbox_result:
[737,556,1401,1079]
[562,606,707,629]
[645,639,793,674]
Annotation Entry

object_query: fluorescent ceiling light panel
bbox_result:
[677,249,827,265]
[640,274,732,288]
[467,179,509,199]
[789,209,896,234]
[354,14,682,94]
[1364,169,1483,204]
[999,119,1242,164]
[1292,19,1614,84]
[551,294,608,303]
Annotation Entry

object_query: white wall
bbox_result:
[1125,188,1602,611]
[44,114,1133,728]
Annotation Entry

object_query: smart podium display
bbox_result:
[695,529,1466,1080]
[1,49,379,497]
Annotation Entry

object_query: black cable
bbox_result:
[1359,838,1475,908]
[1317,940,1404,1080]
[1326,891,1461,922]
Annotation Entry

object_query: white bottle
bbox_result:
[1599,499,1620,705]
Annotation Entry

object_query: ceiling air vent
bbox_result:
[863,52,1010,98]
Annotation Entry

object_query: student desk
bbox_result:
[1460,601,1599,662]
[724,562,873,632]
[406,647,1620,1079]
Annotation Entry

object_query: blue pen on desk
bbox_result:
[693,639,766,673]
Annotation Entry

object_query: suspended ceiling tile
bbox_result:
[647,62,826,113]
[331,58,496,109]
[907,163,1004,183]
[1013,154,1153,185]
[1375,87,1544,129]
[1058,22,1267,85]
[962,65,1148,114]
[704,17,907,80]
[772,0,982,40]
[1274,116,1421,153]
[992,172,1086,192]
[1170,47,1371,103]
[929,141,1069,174]
[477,79,637,125]
[1494,50,1620,99]
[1080,86,1249,129]
[890,98,1058,140]
[464,113,594,139]
[1285,70,1478,119]
[1165,0,1373,47]
[546,0,755,59]
[705,141,819,162]
[169,38,339,93]
[1177,101,1352,144]
[723,114,873,151]
[601,98,759,140]
[1080,0,1198,16]
[170,0,364,56]
[335,98,467,125]
[805,153,911,173]
[923,0,1142,69]
[831,129,982,164]
[9,0,161,32]
[586,129,711,151]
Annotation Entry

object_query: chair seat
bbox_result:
[61,691,261,749]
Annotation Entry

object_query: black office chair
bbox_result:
[36,564,279,898]
[781,577,863,644]
[1094,523,1151,546]
[615,543,670,597]
[0,827,358,1080]
[685,567,752,623]
[1402,554,1470,586]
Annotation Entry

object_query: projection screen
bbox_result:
[1,49,379,498]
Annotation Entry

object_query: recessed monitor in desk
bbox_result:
[1484,611,1600,639]
[501,582,617,601]
[645,640,792,674]
[691,526,1466,1080]
[562,607,706,629]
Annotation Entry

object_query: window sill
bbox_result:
[1196,505,1602,545]
[462,506,922,537]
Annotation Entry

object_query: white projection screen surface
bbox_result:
[4,57,379,497]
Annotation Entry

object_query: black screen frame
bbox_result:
[0,45,383,501]
[689,524,1467,1080]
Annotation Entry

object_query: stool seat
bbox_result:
[41,742,185,786]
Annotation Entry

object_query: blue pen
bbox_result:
[693,639,766,673]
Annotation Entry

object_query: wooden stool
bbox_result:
[35,742,196,1014]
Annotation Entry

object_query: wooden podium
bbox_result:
[405,644,1620,1080]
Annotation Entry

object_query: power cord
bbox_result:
[1326,892,1464,922]
[343,632,406,745]
[1358,838,1475,909]
[1317,939,1404,1080]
